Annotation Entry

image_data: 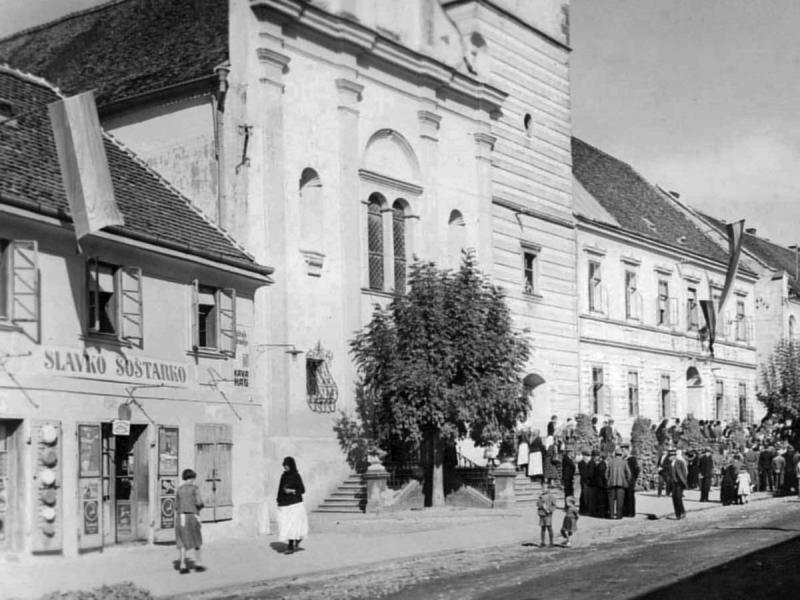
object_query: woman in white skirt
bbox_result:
[276,456,308,554]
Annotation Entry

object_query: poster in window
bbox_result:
[160,496,175,529]
[78,424,101,477]
[158,427,179,476]
[116,503,132,535]
[82,481,99,536]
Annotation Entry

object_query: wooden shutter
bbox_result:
[190,279,199,350]
[118,267,143,344]
[218,288,236,356]
[10,240,39,323]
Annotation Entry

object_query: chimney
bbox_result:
[745,227,757,235]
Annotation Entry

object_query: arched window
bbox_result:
[367,194,384,290]
[392,200,407,294]
[448,210,466,267]
[790,315,796,339]
[299,168,322,250]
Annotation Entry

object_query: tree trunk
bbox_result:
[423,428,446,507]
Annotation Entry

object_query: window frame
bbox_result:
[660,374,671,419]
[686,286,699,331]
[715,380,724,421]
[521,242,541,297]
[738,382,748,423]
[588,260,602,313]
[627,370,639,417]
[591,367,604,414]
[86,259,119,336]
[190,280,236,356]
[657,279,669,326]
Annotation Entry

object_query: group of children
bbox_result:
[536,483,578,548]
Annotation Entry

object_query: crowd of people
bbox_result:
[515,413,800,547]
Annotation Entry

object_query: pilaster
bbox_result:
[417,100,441,262]
[474,125,496,272]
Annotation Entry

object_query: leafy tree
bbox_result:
[568,414,599,456]
[759,339,800,446]
[630,417,658,490]
[350,252,531,506]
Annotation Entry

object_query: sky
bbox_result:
[2,0,799,247]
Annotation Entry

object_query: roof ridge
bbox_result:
[101,130,257,263]
[0,0,131,44]
[0,62,64,96]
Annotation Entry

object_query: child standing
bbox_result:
[736,468,752,504]
[536,483,556,547]
[560,495,579,547]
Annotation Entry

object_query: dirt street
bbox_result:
[176,497,800,600]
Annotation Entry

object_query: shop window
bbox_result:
[191,281,235,355]
[627,371,639,417]
[195,424,233,522]
[0,239,39,325]
[87,259,142,343]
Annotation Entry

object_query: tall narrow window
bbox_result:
[628,371,639,417]
[197,286,218,349]
[0,240,9,318]
[657,280,669,326]
[687,287,699,330]
[738,382,748,423]
[522,246,539,296]
[736,300,746,341]
[588,261,602,312]
[367,196,384,291]
[392,200,406,294]
[715,380,724,421]
[660,375,671,419]
[191,282,236,355]
[625,271,638,319]
[592,367,604,414]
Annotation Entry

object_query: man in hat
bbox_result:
[698,447,714,502]
[668,448,688,519]
[605,447,631,519]
[578,449,592,515]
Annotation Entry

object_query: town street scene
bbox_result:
[1,1,800,598]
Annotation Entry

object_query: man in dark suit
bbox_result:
[561,448,576,506]
[669,449,688,519]
[698,447,714,502]
[759,446,775,491]
[578,450,591,515]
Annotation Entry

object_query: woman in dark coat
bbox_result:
[720,459,739,506]
[276,456,308,554]
[623,448,640,517]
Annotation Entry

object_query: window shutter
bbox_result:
[86,258,98,332]
[118,267,143,343]
[191,279,199,350]
[10,240,39,323]
[218,288,236,356]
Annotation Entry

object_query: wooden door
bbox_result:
[195,424,233,522]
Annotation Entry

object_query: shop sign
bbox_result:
[112,420,130,436]
[41,346,189,387]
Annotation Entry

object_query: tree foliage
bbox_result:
[759,339,800,427]
[630,417,659,490]
[349,252,531,501]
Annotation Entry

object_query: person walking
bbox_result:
[720,457,739,506]
[736,467,752,504]
[276,456,309,554]
[759,445,775,492]
[623,446,640,518]
[605,448,631,519]
[772,450,786,496]
[698,447,714,502]
[668,449,688,519]
[175,468,205,574]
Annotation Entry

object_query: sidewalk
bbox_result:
[1,489,781,600]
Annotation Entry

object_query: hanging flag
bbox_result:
[700,299,716,357]
[717,220,745,313]
[48,91,124,240]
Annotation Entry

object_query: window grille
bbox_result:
[367,201,384,290]
[306,342,338,413]
[393,203,406,294]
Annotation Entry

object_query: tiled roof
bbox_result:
[0,66,270,277]
[0,0,227,106]
[701,212,800,295]
[572,137,729,265]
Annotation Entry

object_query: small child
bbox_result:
[736,469,752,504]
[560,495,579,547]
[536,483,556,547]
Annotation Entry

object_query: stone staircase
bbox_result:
[514,471,541,504]
[314,472,367,513]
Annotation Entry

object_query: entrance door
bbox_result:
[101,424,149,545]
[0,420,22,552]
[195,424,233,522]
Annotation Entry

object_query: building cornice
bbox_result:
[358,169,423,196]
[250,0,507,113]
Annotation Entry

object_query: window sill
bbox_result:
[187,348,232,360]
[81,333,135,348]
[361,287,397,299]
[0,319,23,333]
[522,291,543,302]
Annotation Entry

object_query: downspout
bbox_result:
[212,64,230,228]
